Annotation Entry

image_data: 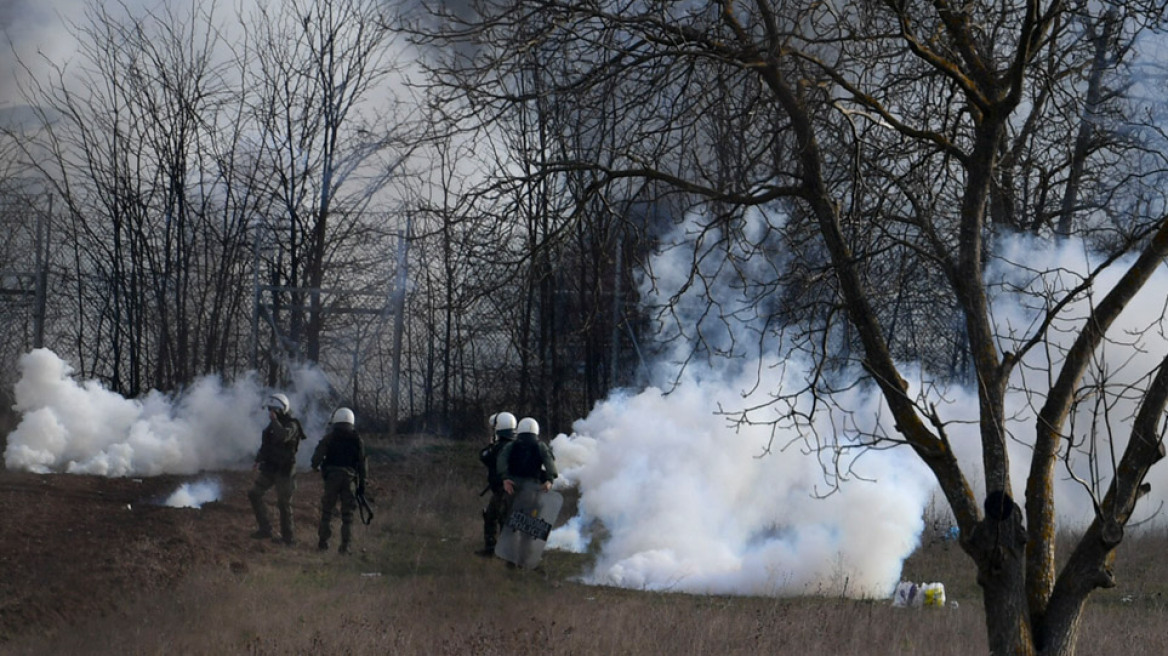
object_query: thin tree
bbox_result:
[247,0,406,373]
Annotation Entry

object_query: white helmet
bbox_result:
[493,411,517,432]
[517,417,539,436]
[331,407,355,425]
[265,393,290,414]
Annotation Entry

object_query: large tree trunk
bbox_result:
[969,495,1034,655]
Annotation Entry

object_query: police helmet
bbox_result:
[517,417,539,436]
[265,393,290,415]
[494,411,517,432]
[331,407,355,425]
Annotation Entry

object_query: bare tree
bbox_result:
[417,1,1168,653]
[6,2,252,393]
[0,134,51,387]
[3,0,425,432]
[410,20,661,427]
[247,0,409,379]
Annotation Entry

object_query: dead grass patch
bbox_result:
[5,436,1167,655]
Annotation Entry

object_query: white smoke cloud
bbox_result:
[547,207,934,598]
[550,376,933,598]
[988,235,1168,525]
[547,207,1168,599]
[4,348,332,476]
[901,235,1168,527]
[164,478,222,508]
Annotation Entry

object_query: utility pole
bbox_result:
[389,216,411,438]
[609,231,622,389]
[251,228,260,370]
[33,194,50,348]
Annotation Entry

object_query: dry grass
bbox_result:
[7,436,1168,655]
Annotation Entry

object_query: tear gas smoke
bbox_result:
[961,234,1168,525]
[547,209,1168,599]
[4,348,331,476]
[164,478,222,508]
[550,378,934,597]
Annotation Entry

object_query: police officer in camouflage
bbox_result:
[248,393,306,545]
[476,411,517,556]
[311,407,369,555]
[498,417,557,497]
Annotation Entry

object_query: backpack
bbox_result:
[322,426,363,471]
[507,435,544,481]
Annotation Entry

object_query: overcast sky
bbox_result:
[1,0,297,109]
[1,0,435,119]
[2,0,85,106]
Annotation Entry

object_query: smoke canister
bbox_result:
[923,582,946,608]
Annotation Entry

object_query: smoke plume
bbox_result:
[550,379,934,597]
[5,348,331,476]
[547,209,1168,599]
[164,478,222,508]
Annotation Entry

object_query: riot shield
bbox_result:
[494,480,563,569]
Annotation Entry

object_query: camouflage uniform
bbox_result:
[248,412,305,544]
[311,423,368,554]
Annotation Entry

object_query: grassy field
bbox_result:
[6,435,1167,655]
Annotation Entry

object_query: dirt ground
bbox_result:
[4,443,1166,655]
[0,465,323,643]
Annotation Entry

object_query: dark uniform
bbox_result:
[311,423,368,554]
[248,411,305,544]
[478,435,511,555]
[497,430,557,518]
